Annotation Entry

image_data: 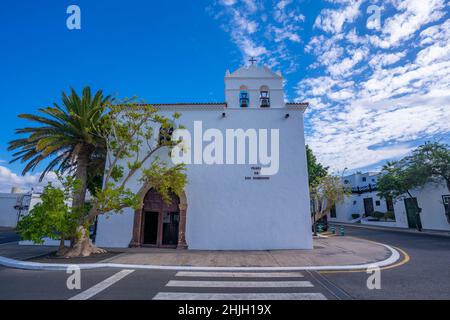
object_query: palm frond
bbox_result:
[8,86,112,178]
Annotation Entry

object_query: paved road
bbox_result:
[0,268,343,300]
[321,225,450,299]
[0,226,449,300]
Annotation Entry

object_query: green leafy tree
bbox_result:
[8,87,112,214]
[378,142,450,227]
[310,175,349,228]
[306,145,328,187]
[17,177,78,253]
[63,101,187,257]
[377,161,424,230]
[403,142,450,192]
[305,146,346,233]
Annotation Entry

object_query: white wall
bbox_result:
[393,182,450,231]
[0,193,27,228]
[330,191,388,222]
[0,193,44,228]
[95,106,312,250]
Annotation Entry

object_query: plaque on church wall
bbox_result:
[245,166,270,181]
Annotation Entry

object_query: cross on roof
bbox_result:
[249,57,257,65]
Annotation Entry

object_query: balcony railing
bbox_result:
[351,183,377,194]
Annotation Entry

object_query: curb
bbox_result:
[0,243,401,272]
[333,222,450,238]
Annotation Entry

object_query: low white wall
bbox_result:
[19,239,70,247]
[360,219,398,228]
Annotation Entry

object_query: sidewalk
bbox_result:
[332,222,450,238]
[102,236,391,267]
[0,235,399,270]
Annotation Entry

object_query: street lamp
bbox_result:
[13,193,31,225]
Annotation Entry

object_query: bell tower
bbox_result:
[225,61,285,109]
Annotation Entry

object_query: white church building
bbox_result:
[95,64,313,250]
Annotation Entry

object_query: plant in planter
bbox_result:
[366,211,384,221]
[351,213,360,220]
[384,211,396,221]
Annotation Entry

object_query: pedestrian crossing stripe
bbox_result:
[175,271,304,278]
[154,271,328,300]
[167,280,314,288]
[153,292,327,300]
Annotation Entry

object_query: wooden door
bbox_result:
[364,198,374,216]
[143,212,159,245]
[404,197,422,229]
[141,189,180,247]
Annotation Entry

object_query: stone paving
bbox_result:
[102,236,390,267]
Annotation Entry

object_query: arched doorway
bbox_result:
[130,189,188,249]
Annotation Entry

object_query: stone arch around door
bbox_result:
[129,188,188,249]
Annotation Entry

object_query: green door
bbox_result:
[404,198,422,229]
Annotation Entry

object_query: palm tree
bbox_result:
[8,86,112,210]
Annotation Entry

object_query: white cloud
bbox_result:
[416,42,450,65]
[243,0,258,13]
[221,0,237,6]
[210,0,306,69]
[327,47,368,76]
[299,3,450,171]
[314,0,363,34]
[328,88,354,101]
[0,165,59,193]
[240,38,267,57]
[370,0,446,48]
[301,58,450,170]
[419,18,450,45]
[369,51,406,68]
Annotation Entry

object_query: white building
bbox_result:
[95,64,313,250]
[0,188,41,228]
[329,172,450,231]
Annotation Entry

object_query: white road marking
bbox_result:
[175,271,304,278]
[69,269,135,300]
[166,280,314,288]
[153,292,327,300]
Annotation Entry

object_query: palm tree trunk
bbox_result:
[65,226,106,258]
[72,149,90,213]
[68,148,89,248]
[66,148,106,257]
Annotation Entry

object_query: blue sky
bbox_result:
[0,0,449,192]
